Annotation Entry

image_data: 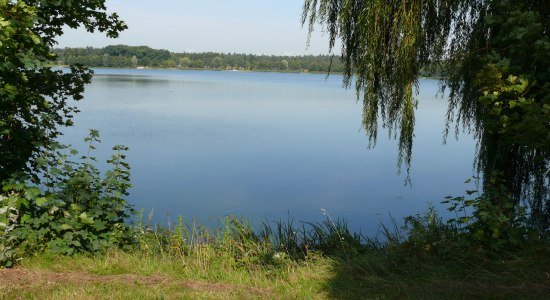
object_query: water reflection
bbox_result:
[62,68,476,233]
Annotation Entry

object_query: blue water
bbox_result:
[61,68,477,233]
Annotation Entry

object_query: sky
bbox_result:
[56,0,337,56]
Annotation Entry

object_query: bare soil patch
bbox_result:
[0,268,271,296]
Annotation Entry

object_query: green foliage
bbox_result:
[0,131,134,267]
[471,6,550,227]
[303,0,457,171]
[0,0,126,182]
[443,188,537,251]
[401,206,462,258]
[54,45,348,72]
[303,0,549,228]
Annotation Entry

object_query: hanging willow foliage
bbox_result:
[303,0,549,227]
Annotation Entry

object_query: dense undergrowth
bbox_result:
[1,132,549,298]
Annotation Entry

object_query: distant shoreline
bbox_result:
[54,45,446,78]
[54,65,446,79]
[53,65,344,75]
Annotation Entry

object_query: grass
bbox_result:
[2,250,330,299]
[2,245,548,299]
[1,214,549,299]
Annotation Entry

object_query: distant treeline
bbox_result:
[53,45,346,73]
[53,45,445,76]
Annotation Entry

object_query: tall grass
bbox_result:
[133,209,365,264]
[7,207,548,299]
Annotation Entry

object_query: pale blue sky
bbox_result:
[57,0,335,55]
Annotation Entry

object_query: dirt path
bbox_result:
[0,268,271,296]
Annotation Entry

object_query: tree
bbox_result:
[211,56,223,68]
[163,59,176,68]
[102,53,111,66]
[303,0,549,228]
[180,57,192,68]
[281,59,289,70]
[0,0,126,182]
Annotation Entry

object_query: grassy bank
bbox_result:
[1,247,547,299]
[2,245,548,299]
[2,215,548,299]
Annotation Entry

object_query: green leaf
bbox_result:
[36,157,48,168]
[70,204,84,211]
[20,214,31,224]
[60,224,74,231]
[35,197,47,207]
[79,212,94,225]
[30,34,41,45]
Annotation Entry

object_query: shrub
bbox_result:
[0,130,134,267]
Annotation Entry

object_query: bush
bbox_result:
[0,130,134,267]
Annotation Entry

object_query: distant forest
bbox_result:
[54,45,346,73]
[53,45,444,76]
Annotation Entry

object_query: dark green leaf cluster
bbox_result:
[442,188,536,251]
[0,0,126,182]
[463,2,550,229]
[0,131,134,267]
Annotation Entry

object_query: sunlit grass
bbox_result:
[3,212,548,299]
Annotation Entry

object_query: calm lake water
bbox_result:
[62,68,476,233]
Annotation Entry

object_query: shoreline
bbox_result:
[53,64,343,75]
[54,65,445,79]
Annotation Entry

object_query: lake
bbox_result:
[62,68,476,233]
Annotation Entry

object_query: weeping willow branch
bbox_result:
[303,0,549,227]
